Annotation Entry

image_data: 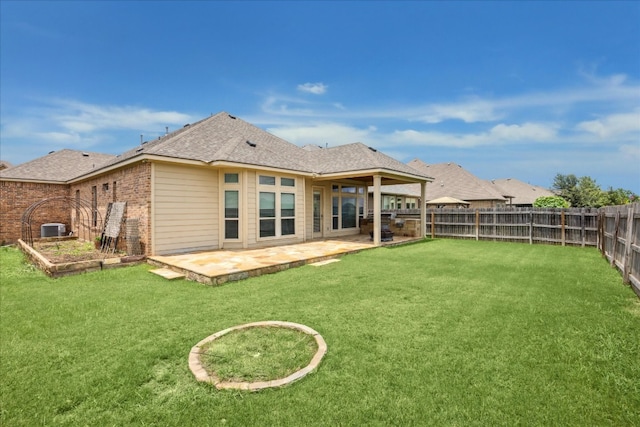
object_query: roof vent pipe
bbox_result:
[165,126,169,135]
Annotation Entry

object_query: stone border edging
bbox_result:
[189,321,327,391]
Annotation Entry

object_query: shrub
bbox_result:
[533,195,570,208]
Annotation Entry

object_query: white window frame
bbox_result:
[223,172,241,241]
[257,174,297,240]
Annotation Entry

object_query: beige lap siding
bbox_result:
[152,163,218,255]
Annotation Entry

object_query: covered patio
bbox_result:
[148,234,422,285]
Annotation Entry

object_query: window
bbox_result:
[259,175,276,185]
[225,190,239,239]
[281,193,295,235]
[223,172,241,240]
[258,175,297,238]
[281,177,295,187]
[225,173,239,183]
[382,195,393,210]
[405,198,417,209]
[112,181,117,201]
[259,192,276,237]
[342,197,357,228]
[332,185,364,230]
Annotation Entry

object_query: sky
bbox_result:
[1,1,639,193]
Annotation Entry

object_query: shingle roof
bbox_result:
[490,178,554,205]
[307,143,432,178]
[2,112,432,184]
[390,159,507,202]
[100,112,310,172]
[0,161,13,171]
[0,149,116,183]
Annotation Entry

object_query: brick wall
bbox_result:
[70,162,152,254]
[0,181,70,245]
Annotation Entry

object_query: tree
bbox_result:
[552,173,637,207]
[533,196,570,208]
[552,173,579,206]
[576,176,607,208]
[603,187,637,205]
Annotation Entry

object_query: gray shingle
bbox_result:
[398,159,507,202]
[0,149,116,182]
[490,178,554,205]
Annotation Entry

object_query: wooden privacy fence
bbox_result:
[423,207,599,247]
[599,203,640,297]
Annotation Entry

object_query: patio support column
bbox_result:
[373,175,381,245]
[420,181,427,238]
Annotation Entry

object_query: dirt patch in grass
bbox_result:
[34,240,124,264]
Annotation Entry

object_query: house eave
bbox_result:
[313,168,433,185]
[0,177,68,185]
[68,154,208,183]
[209,160,315,177]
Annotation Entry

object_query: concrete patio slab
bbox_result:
[147,235,421,285]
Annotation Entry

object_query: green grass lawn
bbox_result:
[1,240,639,426]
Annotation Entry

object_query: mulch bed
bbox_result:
[34,240,124,264]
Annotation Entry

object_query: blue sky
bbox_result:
[2,1,639,193]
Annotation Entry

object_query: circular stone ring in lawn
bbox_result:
[189,321,327,391]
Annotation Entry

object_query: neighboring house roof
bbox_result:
[490,178,554,205]
[0,149,116,183]
[0,161,13,171]
[407,159,507,202]
[426,196,470,206]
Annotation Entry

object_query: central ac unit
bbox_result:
[41,223,66,237]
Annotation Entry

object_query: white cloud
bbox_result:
[489,122,557,141]
[391,122,558,148]
[268,123,378,147]
[0,98,195,160]
[51,99,193,132]
[297,82,328,95]
[575,110,640,139]
[417,100,502,124]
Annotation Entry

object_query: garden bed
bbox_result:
[17,238,145,278]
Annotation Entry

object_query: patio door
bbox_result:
[313,188,323,239]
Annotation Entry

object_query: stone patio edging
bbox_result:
[189,321,327,391]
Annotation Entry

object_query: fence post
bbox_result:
[475,209,480,241]
[581,208,586,248]
[561,210,566,246]
[529,210,533,245]
[622,204,635,284]
[611,210,621,267]
[431,211,435,239]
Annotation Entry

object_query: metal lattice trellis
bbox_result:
[21,196,104,247]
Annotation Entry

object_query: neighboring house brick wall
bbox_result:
[467,200,507,209]
[0,181,70,244]
[69,162,152,254]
